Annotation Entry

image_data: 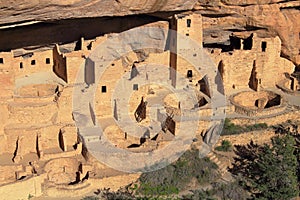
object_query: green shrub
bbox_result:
[215,140,232,152]
[136,150,219,196]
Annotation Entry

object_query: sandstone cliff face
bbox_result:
[0,0,197,25]
[0,0,299,65]
[195,0,300,65]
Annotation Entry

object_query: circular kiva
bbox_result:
[72,26,226,173]
[230,90,286,117]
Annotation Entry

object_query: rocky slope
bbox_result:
[0,0,299,65]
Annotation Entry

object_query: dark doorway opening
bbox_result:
[261,41,267,52]
[74,39,82,51]
[218,61,224,80]
[187,19,191,27]
[243,33,253,50]
[187,70,193,78]
[229,36,241,50]
[101,86,107,93]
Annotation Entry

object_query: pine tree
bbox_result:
[230,135,299,200]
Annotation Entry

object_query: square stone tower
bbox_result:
[169,13,203,88]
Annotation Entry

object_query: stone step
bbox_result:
[219,163,228,171]
[206,152,229,175]
[207,151,214,157]
[215,160,222,166]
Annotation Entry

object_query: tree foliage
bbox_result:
[230,135,299,199]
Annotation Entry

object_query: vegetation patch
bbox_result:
[215,140,232,152]
[133,150,219,198]
[230,134,299,199]
[222,118,268,135]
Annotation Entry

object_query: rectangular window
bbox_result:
[0,58,3,64]
[133,84,138,91]
[187,19,191,27]
[101,86,107,93]
[186,33,189,36]
[46,58,50,64]
[187,70,193,78]
[31,60,36,65]
[20,62,23,69]
[261,41,267,52]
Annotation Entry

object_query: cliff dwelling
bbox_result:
[0,4,299,199]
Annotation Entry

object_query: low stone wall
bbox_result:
[16,84,59,98]
[44,174,140,198]
[13,95,55,104]
[217,129,276,146]
[8,102,58,125]
[89,174,140,191]
[230,109,300,126]
[0,174,46,200]
[0,165,23,186]
[40,143,82,161]
[45,180,92,197]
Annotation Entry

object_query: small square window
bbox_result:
[31,60,36,65]
[20,62,23,69]
[0,58,3,64]
[46,58,50,64]
[133,84,138,91]
[101,86,107,93]
[186,33,189,36]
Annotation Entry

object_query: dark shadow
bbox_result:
[243,33,253,50]
[0,14,164,51]
[89,102,96,126]
[229,35,241,50]
[84,58,95,86]
[199,75,211,98]
[68,171,81,185]
[203,43,232,52]
[58,130,65,151]
[151,134,159,141]
[82,171,89,182]
[127,144,140,148]
[264,95,281,108]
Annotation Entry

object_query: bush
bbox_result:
[136,150,219,197]
[215,140,232,152]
